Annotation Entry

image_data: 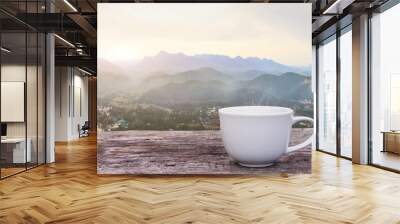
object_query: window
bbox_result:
[339,28,352,158]
[316,25,353,159]
[318,36,337,154]
[370,3,400,171]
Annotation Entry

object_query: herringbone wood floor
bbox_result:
[1,135,400,224]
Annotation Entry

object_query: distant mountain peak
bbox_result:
[153,51,272,62]
[157,50,169,55]
[155,51,186,57]
[190,67,221,73]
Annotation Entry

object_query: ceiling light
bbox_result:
[54,34,75,48]
[1,47,11,53]
[78,67,93,76]
[323,0,343,14]
[322,0,355,15]
[63,0,78,12]
[76,48,85,55]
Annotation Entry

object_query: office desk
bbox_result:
[382,131,400,154]
[1,138,31,163]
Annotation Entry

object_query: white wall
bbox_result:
[1,66,26,138]
[55,67,89,141]
[1,65,39,138]
[55,67,69,141]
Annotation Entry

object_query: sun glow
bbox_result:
[99,46,140,62]
[98,4,311,66]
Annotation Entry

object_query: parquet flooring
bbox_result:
[1,135,400,223]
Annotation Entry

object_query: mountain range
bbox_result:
[98,59,313,130]
[98,52,311,97]
[129,51,310,77]
[139,68,312,106]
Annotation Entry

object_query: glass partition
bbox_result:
[0,2,46,179]
[0,31,28,177]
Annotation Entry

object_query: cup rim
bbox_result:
[218,106,293,117]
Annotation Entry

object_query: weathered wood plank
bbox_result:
[98,129,312,174]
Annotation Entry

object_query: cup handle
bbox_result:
[287,116,314,153]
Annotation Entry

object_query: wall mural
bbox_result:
[97,3,313,174]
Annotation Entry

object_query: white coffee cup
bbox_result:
[219,106,313,167]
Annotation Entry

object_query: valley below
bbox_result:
[98,67,313,131]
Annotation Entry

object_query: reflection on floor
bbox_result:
[341,147,352,158]
[373,150,400,170]
[0,163,41,178]
[0,167,25,177]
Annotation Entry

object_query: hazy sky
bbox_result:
[98,4,311,66]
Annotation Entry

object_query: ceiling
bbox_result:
[0,0,391,75]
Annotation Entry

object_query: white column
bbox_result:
[46,32,55,163]
[352,14,369,164]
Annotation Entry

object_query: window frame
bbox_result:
[315,24,353,160]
